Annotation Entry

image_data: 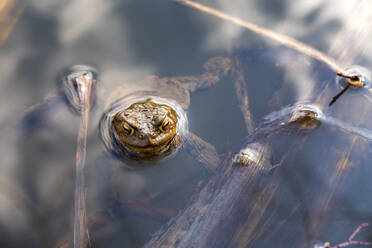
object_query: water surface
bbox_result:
[1,0,372,247]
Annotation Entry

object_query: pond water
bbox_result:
[1,0,372,247]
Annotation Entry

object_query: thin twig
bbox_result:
[323,223,372,248]
[328,84,350,106]
[173,0,343,72]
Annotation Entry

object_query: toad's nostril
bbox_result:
[139,134,144,139]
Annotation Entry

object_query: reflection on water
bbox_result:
[1,0,372,247]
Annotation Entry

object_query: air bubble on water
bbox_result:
[58,65,99,115]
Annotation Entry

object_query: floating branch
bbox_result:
[323,223,372,248]
[145,103,322,247]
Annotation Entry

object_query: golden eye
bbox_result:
[122,122,134,136]
[159,118,170,132]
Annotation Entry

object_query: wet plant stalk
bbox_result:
[73,74,93,248]
[0,0,27,47]
[229,46,255,134]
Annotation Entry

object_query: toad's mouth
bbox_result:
[121,134,178,155]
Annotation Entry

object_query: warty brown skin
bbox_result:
[112,99,179,156]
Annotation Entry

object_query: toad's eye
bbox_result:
[159,118,170,132]
[122,122,134,136]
